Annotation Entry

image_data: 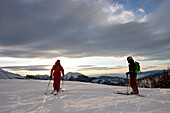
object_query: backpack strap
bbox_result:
[56,64,61,72]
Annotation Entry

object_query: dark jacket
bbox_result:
[127,60,136,75]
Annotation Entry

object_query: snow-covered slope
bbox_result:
[0,68,24,79]
[0,79,170,113]
[65,72,84,79]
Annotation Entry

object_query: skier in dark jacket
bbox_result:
[50,60,64,94]
[126,56,139,94]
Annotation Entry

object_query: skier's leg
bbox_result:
[134,75,139,94]
[52,75,58,94]
[130,75,139,94]
[53,74,57,90]
[56,74,61,92]
[130,75,136,93]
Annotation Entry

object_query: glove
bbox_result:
[62,74,65,80]
[50,73,52,80]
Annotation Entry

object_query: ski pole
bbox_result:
[45,79,51,95]
[61,74,64,91]
[127,74,129,94]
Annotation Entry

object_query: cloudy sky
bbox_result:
[0,0,170,76]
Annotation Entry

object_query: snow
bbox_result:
[0,80,170,113]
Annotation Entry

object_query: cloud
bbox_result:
[77,65,96,67]
[107,10,135,23]
[138,8,145,13]
[105,3,135,23]
[106,3,123,13]
[77,65,126,71]
[163,63,170,66]
[142,66,158,70]
[139,15,148,22]
[0,0,170,61]
[149,0,170,33]
[1,65,50,71]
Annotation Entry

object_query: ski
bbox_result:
[113,91,130,95]
[45,89,64,95]
[50,90,55,94]
[113,91,145,97]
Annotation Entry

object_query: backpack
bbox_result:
[135,61,140,74]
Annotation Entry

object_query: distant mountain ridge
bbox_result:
[65,72,128,85]
[138,70,165,79]
[90,73,126,78]
[65,70,168,86]
[0,68,50,80]
[0,68,24,79]
[89,70,166,79]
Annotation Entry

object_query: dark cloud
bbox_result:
[141,66,158,70]
[0,0,170,60]
[1,65,50,71]
[77,65,96,67]
[77,65,126,71]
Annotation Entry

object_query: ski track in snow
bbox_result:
[0,79,170,113]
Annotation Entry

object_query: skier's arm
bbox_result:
[60,66,64,76]
[126,64,131,75]
[126,63,135,75]
[50,65,55,78]
[126,71,135,75]
[126,72,130,75]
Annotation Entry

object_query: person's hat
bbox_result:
[55,60,60,64]
[127,56,133,61]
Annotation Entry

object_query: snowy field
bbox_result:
[0,80,170,113]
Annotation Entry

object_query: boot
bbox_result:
[51,87,57,94]
[135,90,139,94]
[131,90,139,94]
[51,90,55,94]
[130,91,135,94]
[53,90,57,95]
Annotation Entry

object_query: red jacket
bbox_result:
[51,64,64,75]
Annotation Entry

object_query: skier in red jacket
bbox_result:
[50,60,64,94]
